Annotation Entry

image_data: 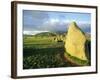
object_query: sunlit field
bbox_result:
[23,32,91,69]
[23,34,74,69]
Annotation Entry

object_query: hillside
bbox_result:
[34,32,57,37]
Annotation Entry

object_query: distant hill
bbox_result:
[85,33,91,40]
[34,32,57,37]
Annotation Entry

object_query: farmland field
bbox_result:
[23,34,75,69]
[23,32,91,69]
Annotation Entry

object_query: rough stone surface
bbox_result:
[65,22,87,60]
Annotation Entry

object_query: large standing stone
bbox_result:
[64,22,88,65]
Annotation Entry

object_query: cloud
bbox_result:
[23,10,91,33]
[23,30,49,35]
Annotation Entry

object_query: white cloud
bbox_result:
[23,30,49,35]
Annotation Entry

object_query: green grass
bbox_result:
[23,35,91,69]
[23,36,64,49]
[23,35,73,69]
[64,52,89,66]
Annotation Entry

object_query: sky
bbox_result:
[23,10,91,35]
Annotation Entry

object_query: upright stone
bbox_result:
[64,22,88,65]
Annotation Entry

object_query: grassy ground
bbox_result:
[23,36,74,69]
[23,35,91,69]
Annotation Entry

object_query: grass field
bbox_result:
[23,34,75,69]
[23,33,91,69]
